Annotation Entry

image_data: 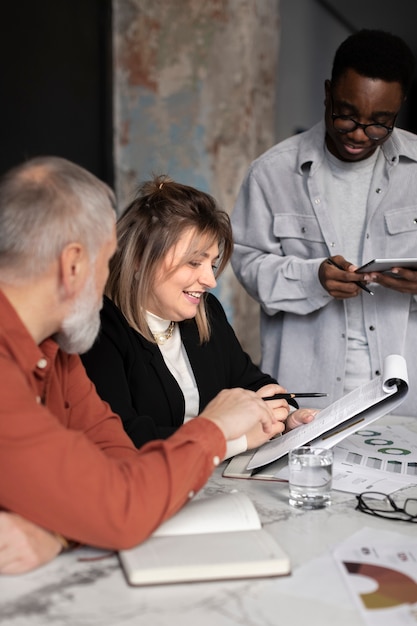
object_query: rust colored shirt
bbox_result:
[0,290,225,550]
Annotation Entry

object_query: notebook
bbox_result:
[118,492,290,585]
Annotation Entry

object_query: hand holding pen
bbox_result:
[262,393,323,433]
[324,257,374,296]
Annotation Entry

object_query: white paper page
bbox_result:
[248,354,408,470]
[270,457,408,495]
[330,470,407,495]
[223,450,288,480]
[152,492,261,537]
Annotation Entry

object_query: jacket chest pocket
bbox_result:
[384,206,417,257]
[273,214,327,257]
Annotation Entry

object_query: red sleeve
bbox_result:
[0,353,226,550]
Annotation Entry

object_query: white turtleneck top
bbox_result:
[146,311,247,458]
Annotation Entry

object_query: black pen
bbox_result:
[263,392,328,401]
[327,258,374,295]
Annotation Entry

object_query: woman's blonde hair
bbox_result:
[106,175,233,343]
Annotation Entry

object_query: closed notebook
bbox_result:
[118,492,290,586]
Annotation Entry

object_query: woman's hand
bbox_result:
[284,408,318,432]
[243,384,288,449]
[255,384,290,423]
[248,385,318,448]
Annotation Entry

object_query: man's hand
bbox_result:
[0,512,62,575]
[201,387,277,442]
[319,255,364,299]
[361,267,417,294]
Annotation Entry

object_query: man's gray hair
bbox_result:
[0,156,116,281]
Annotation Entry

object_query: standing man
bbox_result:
[0,156,277,574]
[231,29,417,414]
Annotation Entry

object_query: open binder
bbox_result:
[225,354,408,477]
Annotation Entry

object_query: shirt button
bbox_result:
[376,188,382,193]
[37,358,48,369]
[369,325,375,331]
[188,490,195,499]
[314,198,321,205]
[301,227,306,233]
[213,456,220,466]
[36,396,42,404]
[375,370,381,376]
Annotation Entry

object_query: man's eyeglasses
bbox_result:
[330,96,397,141]
[356,491,417,523]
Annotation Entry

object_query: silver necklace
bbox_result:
[152,320,175,345]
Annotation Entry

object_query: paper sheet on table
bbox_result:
[331,424,417,494]
[332,527,417,625]
[274,424,417,494]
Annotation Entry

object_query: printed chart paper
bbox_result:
[332,424,417,494]
[333,527,417,625]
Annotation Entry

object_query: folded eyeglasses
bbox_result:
[356,491,417,523]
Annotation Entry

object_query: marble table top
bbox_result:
[1,414,416,626]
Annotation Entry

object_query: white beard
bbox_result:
[55,273,102,354]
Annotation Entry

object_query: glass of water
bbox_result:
[288,447,333,509]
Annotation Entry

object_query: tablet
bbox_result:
[356,258,417,273]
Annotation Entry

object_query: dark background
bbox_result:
[316,0,417,133]
[0,0,113,184]
[2,1,417,188]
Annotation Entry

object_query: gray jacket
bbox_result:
[231,121,417,415]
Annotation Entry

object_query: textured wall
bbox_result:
[113,0,280,363]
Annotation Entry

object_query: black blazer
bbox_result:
[81,294,282,447]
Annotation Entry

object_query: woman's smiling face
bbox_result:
[145,228,219,321]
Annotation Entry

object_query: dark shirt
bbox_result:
[82,294,281,447]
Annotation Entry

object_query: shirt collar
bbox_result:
[380,127,417,165]
[146,310,172,333]
[0,289,59,376]
[297,120,417,174]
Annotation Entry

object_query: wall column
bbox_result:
[113,0,281,363]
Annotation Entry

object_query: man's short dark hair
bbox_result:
[331,29,416,95]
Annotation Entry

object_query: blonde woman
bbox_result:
[82,176,316,456]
